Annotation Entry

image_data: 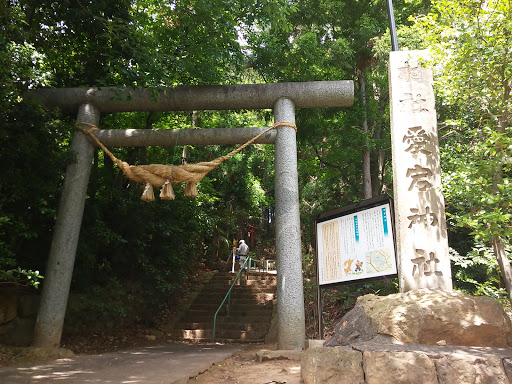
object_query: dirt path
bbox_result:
[186,343,303,384]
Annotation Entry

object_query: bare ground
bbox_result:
[186,343,303,384]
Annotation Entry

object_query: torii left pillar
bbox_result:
[274,98,305,350]
[33,104,99,348]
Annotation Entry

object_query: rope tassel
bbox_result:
[141,182,155,202]
[184,181,198,197]
[160,180,175,200]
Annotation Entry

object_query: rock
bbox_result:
[23,347,75,359]
[503,358,512,382]
[0,292,18,325]
[301,347,364,384]
[256,349,303,362]
[326,289,512,347]
[435,354,509,384]
[324,303,376,346]
[306,339,325,349]
[364,351,438,384]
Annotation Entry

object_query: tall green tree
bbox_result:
[417,0,511,300]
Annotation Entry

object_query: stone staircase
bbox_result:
[168,271,277,343]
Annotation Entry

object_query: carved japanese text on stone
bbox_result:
[403,126,433,155]
[412,249,443,277]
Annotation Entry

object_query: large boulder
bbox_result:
[326,289,512,348]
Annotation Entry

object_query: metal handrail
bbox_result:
[212,257,251,343]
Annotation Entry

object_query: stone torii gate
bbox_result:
[30,81,354,350]
[30,55,453,350]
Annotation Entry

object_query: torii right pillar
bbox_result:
[389,50,453,291]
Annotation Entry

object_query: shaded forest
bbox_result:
[1,0,510,340]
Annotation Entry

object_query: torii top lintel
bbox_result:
[30,81,354,113]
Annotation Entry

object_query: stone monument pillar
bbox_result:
[389,50,453,291]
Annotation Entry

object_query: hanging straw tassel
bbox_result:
[141,182,155,202]
[160,180,175,200]
[184,182,198,197]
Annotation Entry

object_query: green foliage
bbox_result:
[418,0,511,124]
[64,278,139,333]
[450,245,508,302]
[0,267,44,289]
[442,127,512,242]
[412,0,511,295]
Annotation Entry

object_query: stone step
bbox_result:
[232,286,277,293]
[243,280,277,287]
[197,289,276,297]
[174,322,270,332]
[210,272,276,281]
[184,308,273,317]
[171,336,264,344]
[196,291,275,300]
[246,274,277,280]
[204,280,276,288]
[189,302,273,311]
[169,328,268,341]
[205,276,277,286]
[193,297,274,305]
[181,313,272,323]
[193,294,274,303]
[168,270,276,344]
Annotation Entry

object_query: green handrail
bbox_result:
[212,257,251,343]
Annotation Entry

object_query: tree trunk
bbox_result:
[491,111,511,302]
[358,69,372,199]
[182,110,198,164]
[372,91,389,196]
[493,237,512,303]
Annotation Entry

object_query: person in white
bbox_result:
[237,239,249,269]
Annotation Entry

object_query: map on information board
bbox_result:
[316,197,397,286]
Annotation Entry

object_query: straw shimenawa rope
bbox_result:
[77,121,297,201]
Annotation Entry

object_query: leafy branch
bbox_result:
[0,268,44,289]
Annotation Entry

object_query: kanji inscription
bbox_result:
[403,126,433,155]
[407,207,438,229]
[406,165,433,191]
[399,93,429,113]
[411,249,443,277]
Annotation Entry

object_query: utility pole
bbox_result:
[386,0,399,51]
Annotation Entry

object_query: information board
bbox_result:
[316,195,397,286]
